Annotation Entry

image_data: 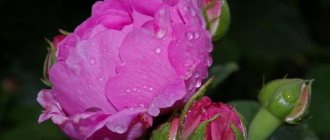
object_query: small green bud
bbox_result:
[258,78,312,124]
[201,0,231,41]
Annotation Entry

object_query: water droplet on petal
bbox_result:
[195,81,201,88]
[185,32,193,40]
[207,58,213,67]
[126,89,131,93]
[207,45,214,52]
[193,32,200,38]
[183,7,188,12]
[90,59,95,64]
[149,87,153,91]
[114,125,125,133]
[155,29,166,39]
[155,48,161,54]
[194,73,200,78]
[190,8,196,16]
[158,9,166,16]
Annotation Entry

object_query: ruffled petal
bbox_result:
[168,23,211,100]
[37,89,151,140]
[148,79,186,116]
[49,29,126,115]
[75,0,133,38]
[132,0,163,16]
[37,89,66,123]
[105,28,179,110]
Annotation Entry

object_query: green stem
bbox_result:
[248,107,282,140]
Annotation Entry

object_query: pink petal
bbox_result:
[168,23,211,99]
[74,0,132,38]
[37,89,66,123]
[37,89,151,140]
[148,79,186,116]
[132,0,163,16]
[105,28,179,110]
[49,29,126,115]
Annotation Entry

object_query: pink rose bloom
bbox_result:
[37,0,213,139]
[181,97,246,140]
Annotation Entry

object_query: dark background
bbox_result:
[0,0,329,139]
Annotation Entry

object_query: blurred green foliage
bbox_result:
[0,0,329,139]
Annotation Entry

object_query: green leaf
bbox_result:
[178,77,215,129]
[150,123,170,140]
[187,114,219,140]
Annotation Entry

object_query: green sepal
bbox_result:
[58,29,70,35]
[41,38,57,87]
[212,0,231,41]
[230,122,244,140]
[150,123,170,140]
[176,77,215,139]
[186,114,219,140]
[232,109,247,139]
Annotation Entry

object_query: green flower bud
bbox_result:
[258,78,312,124]
[201,0,231,41]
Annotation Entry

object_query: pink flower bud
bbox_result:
[181,97,246,140]
[53,34,66,48]
[37,0,213,139]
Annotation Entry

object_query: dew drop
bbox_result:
[202,107,206,113]
[90,59,95,64]
[99,78,103,81]
[193,32,200,39]
[183,6,188,12]
[149,87,153,91]
[126,89,131,93]
[185,71,193,79]
[207,45,214,52]
[114,125,125,133]
[207,58,213,67]
[195,81,201,88]
[190,8,196,16]
[158,9,166,16]
[185,32,193,40]
[155,48,161,54]
[155,29,166,39]
[194,73,200,78]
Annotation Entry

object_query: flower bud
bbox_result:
[180,97,246,140]
[201,0,230,40]
[41,35,66,87]
[258,78,312,124]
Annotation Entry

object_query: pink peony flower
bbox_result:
[37,0,213,139]
[181,97,245,140]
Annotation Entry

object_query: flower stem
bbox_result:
[248,107,282,140]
